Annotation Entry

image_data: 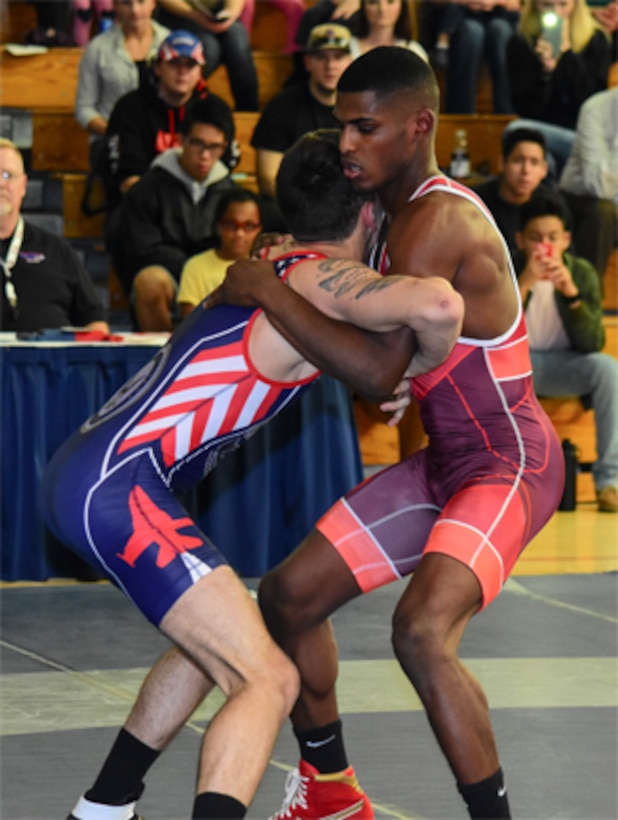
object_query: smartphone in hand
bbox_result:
[540,11,564,56]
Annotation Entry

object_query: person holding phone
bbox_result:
[513,191,618,513]
[538,6,565,58]
[505,0,611,176]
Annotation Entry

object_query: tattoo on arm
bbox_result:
[316,259,397,300]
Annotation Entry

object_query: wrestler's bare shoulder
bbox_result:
[390,191,503,265]
[393,190,492,237]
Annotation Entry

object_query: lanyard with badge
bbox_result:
[1,216,24,319]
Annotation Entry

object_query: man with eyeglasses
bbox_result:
[102,31,233,296]
[106,95,239,331]
[0,138,109,334]
[104,29,212,205]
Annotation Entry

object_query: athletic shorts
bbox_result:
[316,446,561,608]
[43,438,227,626]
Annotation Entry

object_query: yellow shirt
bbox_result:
[177,249,231,307]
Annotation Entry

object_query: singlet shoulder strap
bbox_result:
[273,250,327,282]
[409,176,523,342]
[409,175,498,228]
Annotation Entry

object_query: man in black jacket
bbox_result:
[102,29,234,289]
[0,138,109,334]
[104,29,212,208]
[110,96,239,331]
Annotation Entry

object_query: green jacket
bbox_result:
[512,250,605,354]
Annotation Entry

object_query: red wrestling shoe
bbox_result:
[270,760,374,819]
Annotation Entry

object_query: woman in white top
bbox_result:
[75,0,170,143]
[348,0,428,62]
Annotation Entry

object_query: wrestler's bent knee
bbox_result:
[390,594,456,682]
[247,640,300,720]
[258,566,324,643]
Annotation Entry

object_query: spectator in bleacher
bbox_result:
[251,22,354,226]
[293,0,361,47]
[513,191,618,512]
[474,125,614,280]
[25,0,74,45]
[287,0,361,83]
[101,30,228,264]
[239,0,306,55]
[74,0,170,160]
[155,0,259,110]
[0,139,109,334]
[177,187,262,317]
[424,0,520,114]
[505,0,612,177]
[103,30,211,207]
[590,0,618,48]
[348,0,428,62]
[427,2,460,68]
[72,0,115,46]
[559,87,618,280]
[473,127,553,252]
[107,97,240,332]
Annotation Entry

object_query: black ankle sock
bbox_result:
[192,792,246,818]
[294,719,348,774]
[458,768,511,819]
[85,728,159,805]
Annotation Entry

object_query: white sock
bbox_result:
[70,795,137,820]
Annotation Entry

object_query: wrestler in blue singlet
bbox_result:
[42,252,323,625]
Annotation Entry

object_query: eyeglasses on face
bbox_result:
[186,137,227,156]
[0,170,24,182]
[219,220,262,232]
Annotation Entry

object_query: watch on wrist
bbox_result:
[563,292,581,305]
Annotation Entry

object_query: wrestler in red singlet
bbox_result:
[317,177,564,607]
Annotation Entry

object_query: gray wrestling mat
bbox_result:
[1,574,616,819]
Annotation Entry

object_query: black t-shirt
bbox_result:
[472,177,523,252]
[473,177,572,252]
[0,221,106,332]
[251,84,340,154]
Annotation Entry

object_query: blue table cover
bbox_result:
[1,342,363,581]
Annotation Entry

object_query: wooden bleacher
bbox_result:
[0,0,298,52]
[31,109,89,173]
[29,109,512,273]
[3,1,616,478]
[0,45,292,113]
[0,0,37,45]
[29,108,513,188]
[435,114,514,175]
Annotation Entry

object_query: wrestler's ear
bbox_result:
[410,107,434,141]
[359,200,377,232]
